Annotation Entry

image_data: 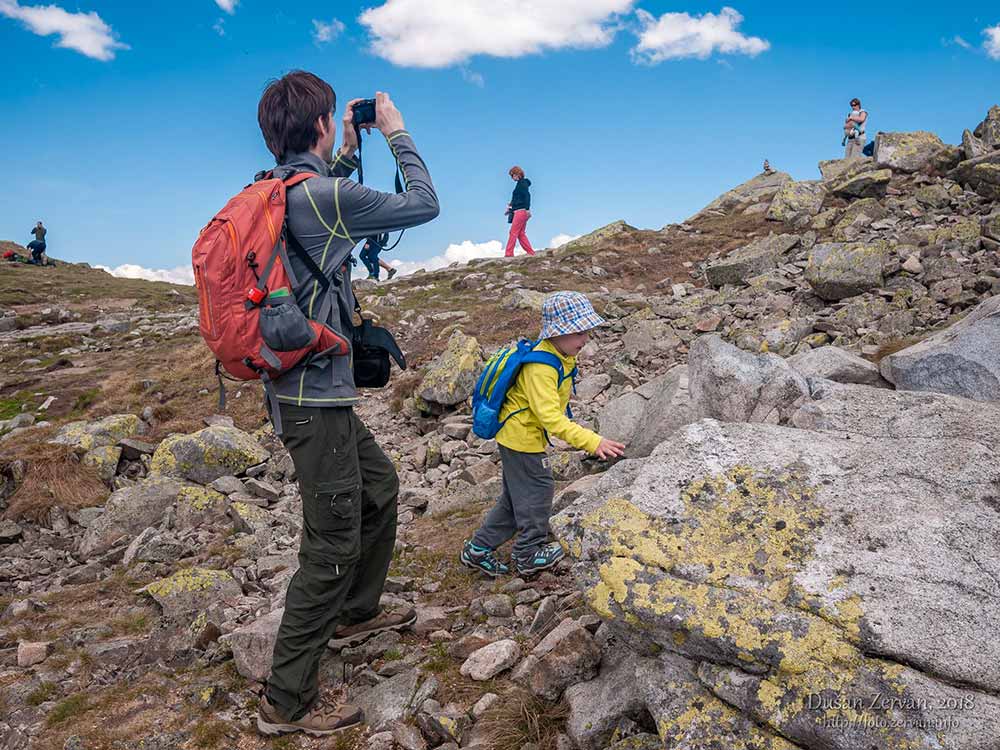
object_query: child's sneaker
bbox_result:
[460,540,510,577]
[515,542,565,577]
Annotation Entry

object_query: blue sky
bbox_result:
[1,0,998,282]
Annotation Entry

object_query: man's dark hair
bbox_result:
[850,98,861,107]
[258,70,336,160]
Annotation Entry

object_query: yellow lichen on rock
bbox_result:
[145,567,233,598]
[178,485,225,512]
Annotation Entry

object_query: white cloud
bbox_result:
[985,25,1000,59]
[460,67,485,87]
[214,0,237,14]
[387,240,505,276]
[359,0,635,68]
[953,35,971,49]
[212,17,225,36]
[0,0,127,61]
[631,6,769,64]
[97,263,194,286]
[312,18,344,44]
[549,233,581,248]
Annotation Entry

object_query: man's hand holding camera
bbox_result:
[341,91,406,159]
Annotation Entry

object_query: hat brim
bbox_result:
[539,311,606,339]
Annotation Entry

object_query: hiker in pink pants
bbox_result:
[504,166,535,257]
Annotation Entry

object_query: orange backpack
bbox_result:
[191,171,350,425]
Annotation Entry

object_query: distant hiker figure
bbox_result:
[504,166,535,257]
[763,159,774,174]
[359,237,398,281]
[27,221,47,264]
[843,98,868,158]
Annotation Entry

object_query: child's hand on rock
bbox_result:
[595,438,626,460]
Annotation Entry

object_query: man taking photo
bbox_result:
[254,71,438,738]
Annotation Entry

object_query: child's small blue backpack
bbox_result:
[472,339,577,440]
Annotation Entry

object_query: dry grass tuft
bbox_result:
[2,439,108,522]
[476,687,570,750]
[872,336,923,363]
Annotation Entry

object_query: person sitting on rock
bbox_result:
[843,98,868,158]
[26,221,47,264]
[461,291,626,578]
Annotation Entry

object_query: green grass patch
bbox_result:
[26,681,59,706]
[191,719,232,748]
[70,387,100,415]
[421,642,453,674]
[0,393,32,420]
[46,693,90,726]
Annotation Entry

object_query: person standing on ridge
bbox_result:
[359,237,398,281]
[843,98,868,159]
[27,221,47,264]
[504,166,535,257]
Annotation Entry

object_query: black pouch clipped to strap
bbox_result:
[352,317,406,388]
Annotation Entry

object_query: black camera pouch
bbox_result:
[352,318,406,389]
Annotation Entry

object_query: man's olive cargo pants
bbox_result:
[264,404,399,720]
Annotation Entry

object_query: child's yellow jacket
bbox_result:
[496,339,602,454]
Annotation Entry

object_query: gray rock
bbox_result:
[17,640,52,667]
[704,234,800,287]
[786,346,889,388]
[874,130,946,172]
[221,608,284,682]
[122,527,191,566]
[243,477,280,502]
[0,520,23,543]
[142,567,241,619]
[554,417,1000,747]
[564,652,648,750]
[766,181,826,226]
[354,668,420,731]
[594,365,696,458]
[575,373,611,402]
[880,294,1000,401]
[79,476,183,558]
[503,288,547,311]
[209,475,245,495]
[460,639,521,680]
[150,425,270,485]
[692,171,791,218]
[805,241,888,301]
[51,414,140,452]
[621,317,680,356]
[522,621,601,700]
[829,168,891,199]
[414,331,483,410]
[688,335,808,425]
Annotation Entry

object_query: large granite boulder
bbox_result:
[704,234,801,288]
[554,411,1000,749]
[594,365,696,458]
[78,476,183,558]
[880,294,1000,401]
[556,220,636,252]
[874,130,946,172]
[414,330,483,411]
[688,335,808,425]
[150,425,269,485]
[766,180,826,226]
[805,241,888,301]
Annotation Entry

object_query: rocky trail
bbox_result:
[2,106,1000,750]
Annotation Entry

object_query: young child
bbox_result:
[461,291,626,577]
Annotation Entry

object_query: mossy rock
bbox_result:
[50,414,140,452]
[874,130,945,173]
[766,180,826,225]
[414,330,483,409]
[175,485,228,529]
[805,241,888,301]
[81,445,122,484]
[150,425,270,485]
[142,567,241,618]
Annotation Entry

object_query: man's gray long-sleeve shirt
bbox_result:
[273,130,438,407]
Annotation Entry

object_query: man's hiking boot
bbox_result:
[387,267,398,279]
[327,604,417,649]
[514,542,565,577]
[257,694,362,737]
[460,540,510,577]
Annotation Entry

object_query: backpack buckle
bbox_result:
[247,287,266,305]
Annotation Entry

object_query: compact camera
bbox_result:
[352,99,377,127]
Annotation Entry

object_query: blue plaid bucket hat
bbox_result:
[539,291,606,339]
